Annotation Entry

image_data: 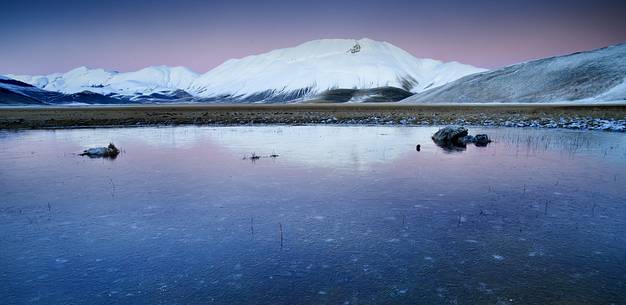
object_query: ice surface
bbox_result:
[1,126,625,304]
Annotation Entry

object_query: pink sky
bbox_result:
[1,0,625,74]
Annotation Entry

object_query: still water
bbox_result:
[1,126,625,305]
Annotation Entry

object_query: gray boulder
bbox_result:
[431,126,468,146]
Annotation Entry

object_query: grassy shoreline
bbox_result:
[1,103,625,130]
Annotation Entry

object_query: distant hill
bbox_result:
[0,75,50,105]
[401,43,626,104]
[0,75,126,105]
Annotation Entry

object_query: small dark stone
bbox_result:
[416,144,421,151]
[474,134,492,146]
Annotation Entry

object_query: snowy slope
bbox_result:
[0,75,52,104]
[7,39,484,103]
[0,75,130,105]
[401,43,626,104]
[8,66,199,100]
[189,38,485,101]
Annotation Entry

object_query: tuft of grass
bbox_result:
[279,223,284,249]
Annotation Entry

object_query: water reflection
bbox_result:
[0,126,625,305]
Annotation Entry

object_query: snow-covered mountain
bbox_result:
[6,38,484,103]
[5,39,626,105]
[187,38,485,102]
[0,75,69,105]
[0,75,128,105]
[401,43,626,104]
[8,66,198,101]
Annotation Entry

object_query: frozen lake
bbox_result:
[1,126,625,304]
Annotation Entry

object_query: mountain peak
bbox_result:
[189,38,485,99]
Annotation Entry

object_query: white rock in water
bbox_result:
[83,147,108,155]
[80,143,120,158]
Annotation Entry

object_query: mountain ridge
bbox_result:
[4,40,626,105]
[6,38,485,103]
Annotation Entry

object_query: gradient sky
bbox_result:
[2,0,626,74]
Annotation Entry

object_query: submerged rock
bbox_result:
[461,134,492,146]
[80,143,120,158]
[432,126,491,150]
[462,135,476,143]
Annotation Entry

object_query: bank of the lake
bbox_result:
[0,103,625,131]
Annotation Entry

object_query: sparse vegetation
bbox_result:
[1,104,624,130]
[242,152,280,162]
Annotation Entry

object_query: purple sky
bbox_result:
[2,0,626,74]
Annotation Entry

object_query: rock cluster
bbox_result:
[431,126,491,150]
